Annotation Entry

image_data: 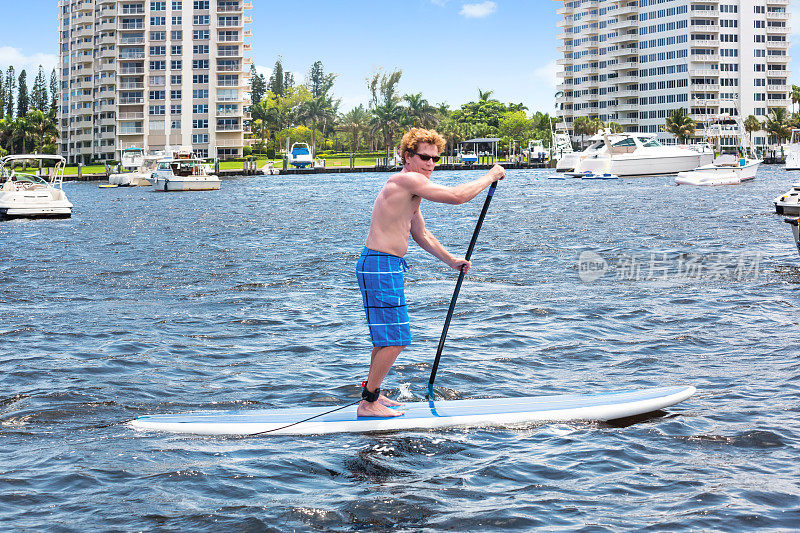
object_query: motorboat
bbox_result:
[109,148,163,187]
[785,217,800,256]
[786,129,800,171]
[289,143,313,168]
[774,183,800,216]
[524,139,549,162]
[0,154,73,219]
[458,151,478,165]
[150,150,220,192]
[557,132,713,176]
[108,148,164,187]
[551,131,574,163]
[675,154,761,186]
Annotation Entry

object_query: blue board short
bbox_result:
[356,247,411,347]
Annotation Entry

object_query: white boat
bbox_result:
[675,154,761,186]
[0,155,73,219]
[109,148,163,187]
[551,131,574,163]
[785,217,800,256]
[785,129,800,171]
[458,151,478,164]
[150,150,220,192]
[524,139,549,161]
[774,182,800,216]
[557,132,713,176]
[289,143,313,168]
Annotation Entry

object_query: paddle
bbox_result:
[427,179,499,400]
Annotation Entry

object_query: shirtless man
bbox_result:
[356,128,506,417]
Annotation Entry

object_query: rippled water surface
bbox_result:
[2,166,799,531]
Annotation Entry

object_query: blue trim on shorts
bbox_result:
[356,247,411,347]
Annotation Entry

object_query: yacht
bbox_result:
[150,150,220,192]
[0,155,73,219]
[551,131,574,163]
[557,132,713,176]
[289,143,313,168]
[774,182,800,216]
[109,148,163,187]
[675,154,761,186]
[785,129,800,171]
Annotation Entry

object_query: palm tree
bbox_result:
[403,93,437,129]
[11,116,31,154]
[765,107,792,144]
[743,115,762,145]
[663,108,696,144]
[477,88,495,102]
[791,85,800,114]
[25,110,58,153]
[0,117,13,154]
[339,105,370,152]
[572,116,592,147]
[607,121,623,134]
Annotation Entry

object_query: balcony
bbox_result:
[766,25,790,34]
[119,97,144,104]
[690,54,720,62]
[119,129,144,135]
[766,10,789,19]
[690,22,719,32]
[118,112,144,120]
[691,84,720,91]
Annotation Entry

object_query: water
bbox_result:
[1,167,799,531]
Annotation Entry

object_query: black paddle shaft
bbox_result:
[427,180,498,398]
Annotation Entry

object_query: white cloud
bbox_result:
[254,65,273,77]
[0,46,57,73]
[460,1,497,18]
[534,60,559,90]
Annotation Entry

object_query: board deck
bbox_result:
[128,385,696,436]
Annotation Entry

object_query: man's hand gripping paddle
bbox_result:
[427,179,499,400]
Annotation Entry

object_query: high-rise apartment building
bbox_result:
[555,0,791,146]
[58,0,253,164]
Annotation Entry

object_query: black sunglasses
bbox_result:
[412,151,440,163]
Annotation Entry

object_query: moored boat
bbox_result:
[786,129,800,171]
[0,155,73,219]
[774,183,800,216]
[150,150,220,192]
[557,132,712,176]
[289,143,313,168]
[675,155,761,186]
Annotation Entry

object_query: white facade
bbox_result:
[58,0,253,164]
[556,0,791,146]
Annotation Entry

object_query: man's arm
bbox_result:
[409,208,471,272]
[399,165,505,205]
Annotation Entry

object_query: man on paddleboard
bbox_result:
[357,128,505,417]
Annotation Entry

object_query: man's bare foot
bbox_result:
[357,400,405,418]
[378,394,403,407]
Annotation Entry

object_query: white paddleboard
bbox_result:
[128,385,695,436]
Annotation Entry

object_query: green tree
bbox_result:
[267,56,294,97]
[25,109,59,153]
[0,117,13,153]
[572,116,592,147]
[765,107,792,144]
[49,68,58,114]
[16,70,29,117]
[367,68,404,156]
[498,110,533,143]
[11,115,31,153]
[663,108,695,144]
[791,84,800,115]
[5,67,16,118]
[339,105,370,152]
[402,93,437,129]
[250,64,266,104]
[31,66,49,112]
[743,115,762,145]
[607,121,623,133]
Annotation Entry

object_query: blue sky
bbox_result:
[0,1,798,114]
